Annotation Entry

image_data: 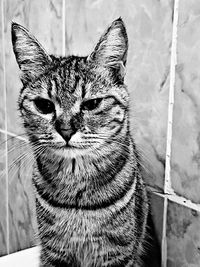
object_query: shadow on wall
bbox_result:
[0,0,200,266]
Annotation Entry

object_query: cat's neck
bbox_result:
[33,135,139,209]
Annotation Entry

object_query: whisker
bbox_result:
[92,134,155,176]
[8,145,47,182]
[0,133,28,147]
[8,145,42,172]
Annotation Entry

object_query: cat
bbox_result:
[11,18,160,267]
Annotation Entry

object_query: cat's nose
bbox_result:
[55,119,77,143]
[59,128,76,142]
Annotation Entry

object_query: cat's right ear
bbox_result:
[11,22,52,82]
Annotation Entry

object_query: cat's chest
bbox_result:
[37,201,104,239]
[38,207,106,254]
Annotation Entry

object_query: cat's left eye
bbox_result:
[34,97,55,114]
[82,98,103,111]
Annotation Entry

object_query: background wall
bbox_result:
[0,0,199,266]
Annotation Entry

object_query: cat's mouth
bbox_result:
[54,138,94,150]
[65,132,97,149]
[64,142,88,149]
[51,131,101,155]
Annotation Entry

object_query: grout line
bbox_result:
[164,0,179,195]
[150,189,200,212]
[149,186,200,212]
[161,1,179,263]
[167,194,200,212]
[0,129,27,142]
[1,0,9,255]
[62,0,66,56]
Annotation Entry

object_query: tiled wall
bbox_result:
[0,0,199,266]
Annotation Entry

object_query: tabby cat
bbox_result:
[11,18,160,267]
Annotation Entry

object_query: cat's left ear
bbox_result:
[11,22,52,83]
[88,17,128,79]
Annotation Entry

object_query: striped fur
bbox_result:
[11,18,155,266]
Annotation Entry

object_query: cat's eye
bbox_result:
[34,97,55,114]
[82,98,103,111]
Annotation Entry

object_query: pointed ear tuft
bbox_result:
[88,18,128,79]
[11,22,52,82]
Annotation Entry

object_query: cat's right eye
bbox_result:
[82,98,103,111]
[34,97,55,114]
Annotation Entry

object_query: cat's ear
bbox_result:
[11,22,52,82]
[88,18,128,79]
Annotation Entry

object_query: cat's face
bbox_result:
[12,18,129,158]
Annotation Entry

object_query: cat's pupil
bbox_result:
[34,97,55,114]
[82,98,102,111]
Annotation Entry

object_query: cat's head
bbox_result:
[12,18,129,158]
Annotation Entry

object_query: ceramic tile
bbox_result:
[4,0,63,135]
[0,132,7,256]
[0,0,5,130]
[167,200,200,267]
[7,135,38,253]
[65,0,173,189]
[171,0,200,202]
